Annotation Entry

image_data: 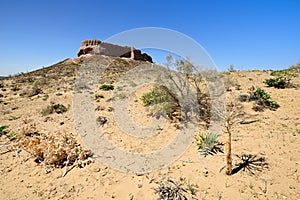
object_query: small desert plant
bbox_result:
[9,115,19,120]
[265,77,292,88]
[41,103,68,116]
[93,94,104,100]
[154,178,189,200]
[195,132,223,157]
[227,64,236,72]
[0,125,9,136]
[141,85,180,121]
[238,94,250,102]
[11,85,21,91]
[5,132,18,139]
[141,86,175,106]
[249,87,279,110]
[99,84,114,91]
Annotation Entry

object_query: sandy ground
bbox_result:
[0,57,300,200]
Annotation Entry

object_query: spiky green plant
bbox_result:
[195,132,223,157]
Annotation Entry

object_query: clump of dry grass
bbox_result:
[15,124,93,173]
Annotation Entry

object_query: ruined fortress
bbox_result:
[77,39,153,63]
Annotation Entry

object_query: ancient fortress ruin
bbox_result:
[77,39,153,62]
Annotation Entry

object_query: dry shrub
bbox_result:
[16,125,93,169]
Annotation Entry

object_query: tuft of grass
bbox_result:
[41,103,68,116]
[195,132,223,157]
[99,84,114,91]
[9,115,20,120]
[0,125,9,136]
[6,132,18,139]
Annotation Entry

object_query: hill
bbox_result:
[0,55,300,199]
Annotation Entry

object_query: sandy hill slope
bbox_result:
[0,56,300,200]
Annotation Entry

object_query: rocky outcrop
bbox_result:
[77,39,153,63]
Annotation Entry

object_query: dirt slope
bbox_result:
[0,56,300,200]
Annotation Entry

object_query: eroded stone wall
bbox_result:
[77,39,152,62]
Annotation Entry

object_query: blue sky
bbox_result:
[0,0,300,75]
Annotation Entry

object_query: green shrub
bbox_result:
[99,84,114,91]
[265,77,291,88]
[249,87,279,110]
[141,85,180,120]
[195,132,223,157]
[141,86,176,106]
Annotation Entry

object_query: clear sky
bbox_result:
[0,0,300,75]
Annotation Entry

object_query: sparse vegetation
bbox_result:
[249,87,280,110]
[154,178,192,200]
[270,70,295,77]
[0,125,9,136]
[265,77,292,88]
[141,85,180,121]
[93,94,104,100]
[16,128,93,171]
[9,115,19,120]
[41,103,68,115]
[11,85,21,91]
[99,84,114,91]
[5,132,18,139]
[195,132,223,157]
[228,64,236,72]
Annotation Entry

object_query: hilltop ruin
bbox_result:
[77,39,153,63]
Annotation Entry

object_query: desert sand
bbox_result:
[0,56,300,200]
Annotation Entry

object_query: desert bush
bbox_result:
[195,132,223,157]
[41,103,68,115]
[141,85,177,106]
[99,84,114,91]
[17,130,93,169]
[249,87,279,110]
[265,77,292,88]
[141,85,180,120]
